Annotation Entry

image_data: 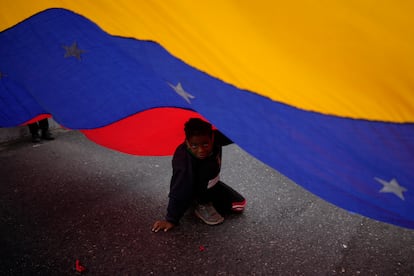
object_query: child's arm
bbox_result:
[152,144,193,232]
[164,163,193,225]
[165,195,192,224]
[151,195,191,233]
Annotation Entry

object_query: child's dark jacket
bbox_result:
[165,130,232,224]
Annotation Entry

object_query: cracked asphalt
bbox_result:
[0,129,413,275]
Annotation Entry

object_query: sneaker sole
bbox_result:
[194,210,224,225]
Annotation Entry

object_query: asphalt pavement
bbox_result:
[0,129,413,275]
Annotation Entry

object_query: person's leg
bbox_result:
[209,181,246,215]
[28,122,40,142]
[39,119,54,140]
[38,118,49,130]
[194,182,224,225]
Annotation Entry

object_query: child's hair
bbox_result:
[184,118,212,140]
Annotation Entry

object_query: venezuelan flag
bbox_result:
[1,1,413,229]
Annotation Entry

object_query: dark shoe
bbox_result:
[194,202,224,225]
[41,131,54,140]
[31,134,41,143]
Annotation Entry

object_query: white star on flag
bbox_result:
[375,177,407,200]
[63,41,85,60]
[168,82,195,104]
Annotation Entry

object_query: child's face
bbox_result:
[186,134,213,159]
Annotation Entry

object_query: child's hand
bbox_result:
[152,220,175,232]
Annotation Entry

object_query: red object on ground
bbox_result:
[75,259,86,273]
[199,245,205,252]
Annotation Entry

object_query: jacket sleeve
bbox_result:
[165,145,194,225]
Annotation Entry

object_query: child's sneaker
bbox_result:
[194,202,224,225]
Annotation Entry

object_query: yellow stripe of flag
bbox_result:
[2,0,414,122]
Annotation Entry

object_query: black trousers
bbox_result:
[200,181,246,215]
[28,118,49,135]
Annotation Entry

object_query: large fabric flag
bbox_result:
[1,1,413,229]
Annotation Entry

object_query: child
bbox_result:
[152,118,246,232]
